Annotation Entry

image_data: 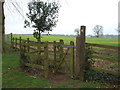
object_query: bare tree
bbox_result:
[74,28,79,36]
[93,25,103,38]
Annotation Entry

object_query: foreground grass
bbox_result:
[2,53,52,88]
[2,52,108,88]
[10,34,119,46]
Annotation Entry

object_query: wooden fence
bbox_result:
[9,25,119,80]
[86,43,120,75]
[10,35,75,78]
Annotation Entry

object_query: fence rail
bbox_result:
[86,43,119,49]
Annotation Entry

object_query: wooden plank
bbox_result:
[25,63,44,69]
[21,43,46,47]
[24,53,45,58]
[92,67,120,75]
[21,39,27,42]
[70,41,74,78]
[86,43,118,50]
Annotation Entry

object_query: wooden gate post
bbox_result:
[70,41,74,78]
[75,25,86,81]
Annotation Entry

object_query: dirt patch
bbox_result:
[48,72,73,84]
[93,58,118,70]
[93,48,118,57]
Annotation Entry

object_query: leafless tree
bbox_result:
[74,28,79,36]
[93,25,103,38]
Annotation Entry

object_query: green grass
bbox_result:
[2,53,20,73]
[2,53,52,88]
[3,72,51,88]
[9,34,119,46]
[2,52,109,88]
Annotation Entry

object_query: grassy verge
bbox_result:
[2,52,109,88]
[2,53,52,88]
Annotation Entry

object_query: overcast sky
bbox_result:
[4,0,119,35]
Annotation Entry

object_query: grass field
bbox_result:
[10,34,119,47]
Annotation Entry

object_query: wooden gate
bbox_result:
[10,25,86,80]
[16,39,75,78]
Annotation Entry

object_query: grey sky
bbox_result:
[4,0,119,35]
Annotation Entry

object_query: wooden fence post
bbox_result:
[19,37,22,50]
[70,41,74,78]
[15,38,17,51]
[12,37,14,48]
[59,39,64,62]
[75,26,86,81]
[53,41,57,70]
[10,33,12,47]
[44,41,48,78]
[27,38,30,52]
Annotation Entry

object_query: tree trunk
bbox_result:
[0,2,5,53]
[38,30,41,43]
[2,2,5,53]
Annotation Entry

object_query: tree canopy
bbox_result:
[24,1,60,42]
